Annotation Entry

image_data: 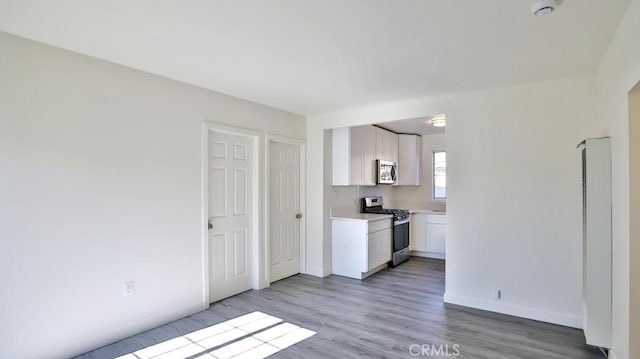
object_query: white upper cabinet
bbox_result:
[389,130,398,164]
[398,134,421,186]
[333,125,401,186]
[332,125,377,186]
[375,127,387,160]
[362,125,377,185]
[375,127,399,163]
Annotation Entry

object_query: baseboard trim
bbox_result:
[67,303,204,358]
[443,292,582,329]
[305,266,332,278]
[410,251,445,260]
[256,279,270,290]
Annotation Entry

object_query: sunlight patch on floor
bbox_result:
[114,311,315,359]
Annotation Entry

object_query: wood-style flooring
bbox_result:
[76,258,603,359]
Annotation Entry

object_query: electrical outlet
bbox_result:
[492,288,501,300]
[123,281,134,296]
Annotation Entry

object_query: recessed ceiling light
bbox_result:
[532,0,558,16]
[428,116,446,127]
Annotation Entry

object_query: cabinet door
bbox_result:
[375,127,386,160]
[349,126,364,185]
[389,131,399,164]
[398,135,421,186]
[368,228,392,270]
[332,220,369,277]
[410,214,427,252]
[426,223,446,253]
[362,125,377,185]
[375,127,399,162]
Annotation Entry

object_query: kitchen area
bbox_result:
[329,116,447,279]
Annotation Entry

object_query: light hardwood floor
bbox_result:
[76,258,603,359]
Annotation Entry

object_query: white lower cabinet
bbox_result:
[410,213,446,259]
[332,218,392,279]
[410,213,427,252]
[426,214,446,254]
[368,228,392,269]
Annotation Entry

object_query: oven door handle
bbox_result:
[394,219,410,226]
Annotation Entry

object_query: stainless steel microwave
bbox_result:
[377,160,397,185]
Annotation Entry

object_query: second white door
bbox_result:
[269,141,301,283]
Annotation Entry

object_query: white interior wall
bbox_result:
[596,0,640,357]
[0,32,304,359]
[392,133,446,211]
[307,74,599,328]
[443,76,600,327]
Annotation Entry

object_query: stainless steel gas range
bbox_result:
[361,197,410,266]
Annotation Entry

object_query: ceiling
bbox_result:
[0,1,630,116]
[377,116,445,136]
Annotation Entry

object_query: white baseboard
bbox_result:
[66,303,204,358]
[608,350,616,359]
[410,251,445,260]
[256,279,270,290]
[443,292,583,329]
[305,266,332,278]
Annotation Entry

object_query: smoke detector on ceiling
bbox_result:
[532,0,559,16]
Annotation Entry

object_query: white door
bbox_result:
[269,141,301,282]
[208,130,253,303]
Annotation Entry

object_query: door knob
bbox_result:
[296,213,303,219]
[208,222,213,230]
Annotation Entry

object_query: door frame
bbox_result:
[265,134,307,282]
[201,121,263,307]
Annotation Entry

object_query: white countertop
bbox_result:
[330,212,393,222]
[410,209,446,215]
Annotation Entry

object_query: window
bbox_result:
[433,151,446,200]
